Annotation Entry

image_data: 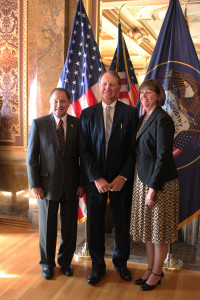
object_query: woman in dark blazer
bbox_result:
[130,79,179,291]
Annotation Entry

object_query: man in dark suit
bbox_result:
[26,88,84,280]
[79,71,139,285]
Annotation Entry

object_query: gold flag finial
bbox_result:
[118,3,126,22]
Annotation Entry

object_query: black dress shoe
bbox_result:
[42,267,53,280]
[140,272,164,291]
[134,268,152,285]
[114,266,132,281]
[134,278,147,285]
[61,265,73,276]
[87,271,105,285]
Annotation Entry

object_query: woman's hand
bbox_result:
[145,188,156,206]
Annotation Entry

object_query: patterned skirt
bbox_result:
[130,168,179,244]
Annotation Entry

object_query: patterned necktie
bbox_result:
[57,119,64,151]
[105,105,112,156]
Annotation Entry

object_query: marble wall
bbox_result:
[27,0,94,125]
[28,0,65,123]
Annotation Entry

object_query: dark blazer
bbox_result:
[79,100,139,194]
[136,106,178,191]
[26,113,83,201]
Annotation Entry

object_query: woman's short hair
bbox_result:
[139,79,166,106]
[98,70,121,86]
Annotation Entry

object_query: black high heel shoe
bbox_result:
[134,268,152,285]
[140,271,164,291]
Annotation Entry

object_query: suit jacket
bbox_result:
[136,106,178,191]
[26,113,83,201]
[79,100,139,194]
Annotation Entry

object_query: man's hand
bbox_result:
[32,187,44,201]
[94,178,110,193]
[145,188,156,206]
[76,186,85,198]
[109,176,126,192]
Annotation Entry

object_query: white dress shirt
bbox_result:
[102,100,117,129]
[53,114,67,141]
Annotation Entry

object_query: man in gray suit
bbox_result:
[26,88,84,280]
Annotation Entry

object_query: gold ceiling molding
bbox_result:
[102,9,131,33]
[136,39,154,55]
[102,8,153,45]
[150,6,169,21]
[138,20,158,41]
[128,7,145,18]
[101,0,171,9]
[100,0,200,73]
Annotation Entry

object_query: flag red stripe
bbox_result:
[85,88,98,106]
[72,99,82,118]
[78,207,84,220]
[121,78,127,85]
[118,91,129,98]
[173,147,182,157]
[78,194,87,220]
[130,84,138,106]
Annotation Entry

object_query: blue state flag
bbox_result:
[144,0,200,227]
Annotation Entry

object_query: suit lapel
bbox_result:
[48,114,60,149]
[65,114,75,151]
[110,100,123,135]
[106,101,124,159]
[137,107,161,139]
[94,102,105,142]
[93,102,106,160]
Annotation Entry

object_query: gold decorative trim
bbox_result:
[23,0,28,151]
[96,0,100,46]
[84,0,92,23]
[0,0,28,151]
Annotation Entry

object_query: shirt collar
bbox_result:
[102,100,117,110]
[53,113,67,125]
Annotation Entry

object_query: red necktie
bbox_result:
[57,119,64,151]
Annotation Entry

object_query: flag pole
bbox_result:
[121,30,135,106]
[75,220,91,259]
[163,243,183,271]
[117,4,135,106]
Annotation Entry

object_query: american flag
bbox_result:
[109,22,138,106]
[58,0,105,223]
[58,0,105,117]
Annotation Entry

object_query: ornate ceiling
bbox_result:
[99,0,200,82]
